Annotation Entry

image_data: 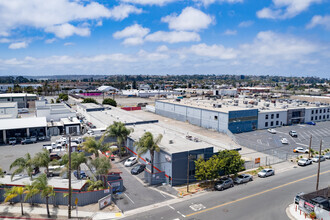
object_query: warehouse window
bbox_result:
[271,114,274,119]
[276,121,279,125]
[276,114,279,118]
[312,110,314,114]
[270,121,274,126]
[316,110,318,114]
[214,116,218,120]
[311,116,313,121]
[265,115,268,119]
[265,122,268,127]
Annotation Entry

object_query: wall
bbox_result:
[258,111,287,129]
[0,105,18,118]
[305,107,330,122]
[228,109,258,133]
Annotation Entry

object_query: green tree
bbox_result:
[195,156,220,183]
[82,98,98,104]
[82,136,109,157]
[86,179,104,191]
[10,153,34,180]
[90,157,111,187]
[136,132,162,174]
[105,121,134,158]
[71,152,87,179]
[217,150,245,176]
[59,93,68,101]
[102,98,117,107]
[37,86,43,95]
[33,149,51,177]
[32,174,55,218]
[24,183,39,205]
[4,186,25,215]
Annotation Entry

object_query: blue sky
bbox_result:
[0,0,329,77]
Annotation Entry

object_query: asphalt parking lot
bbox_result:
[235,121,330,158]
[113,160,173,212]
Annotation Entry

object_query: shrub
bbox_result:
[102,98,117,107]
[82,98,98,104]
[59,93,68,101]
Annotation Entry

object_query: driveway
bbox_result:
[113,160,173,212]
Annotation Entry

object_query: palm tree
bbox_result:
[10,153,34,180]
[4,186,25,215]
[90,157,111,187]
[33,149,51,177]
[71,152,87,179]
[136,132,163,174]
[106,121,134,158]
[0,167,5,178]
[32,174,55,218]
[86,179,104,191]
[82,136,109,157]
[24,183,39,205]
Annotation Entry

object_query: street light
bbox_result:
[186,154,194,193]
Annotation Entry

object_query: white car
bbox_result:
[281,138,289,144]
[258,169,275,178]
[293,147,309,153]
[124,157,138,167]
[267,128,276,134]
[30,136,37,143]
[298,158,312,166]
[8,137,17,145]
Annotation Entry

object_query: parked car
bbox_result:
[312,155,325,163]
[258,169,275,178]
[124,157,138,167]
[267,128,276,134]
[47,165,64,177]
[324,153,330,159]
[49,153,61,161]
[214,178,234,191]
[73,170,87,179]
[32,167,40,175]
[281,138,289,144]
[298,158,313,166]
[289,130,298,137]
[21,138,33,145]
[8,137,17,145]
[38,135,46,141]
[234,174,253,184]
[306,121,316,125]
[295,192,305,204]
[18,108,29,114]
[131,164,146,175]
[30,136,37,143]
[293,147,309,153]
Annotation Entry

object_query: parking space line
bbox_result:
[124,193,135,204]
[310,130,323,138]
[319,129,329,136]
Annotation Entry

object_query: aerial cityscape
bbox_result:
[0,0,330,220]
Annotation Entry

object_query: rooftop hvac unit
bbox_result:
[254,102,258,105]
[233,103,238,106]
[316,102,320,107]
[264,103,270,107]
[234,100,239,103]
[243,101,248,104]
[169,140,173,144]
[213,104,222,108]
[246,104,253,108]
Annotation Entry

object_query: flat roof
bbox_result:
[79,103,104,109]
[0,102,17,108]
[1,174,86,190]
[0,117,47,130]
[0,93,37,98]
[128,123,213,154]
[61,117,80,125]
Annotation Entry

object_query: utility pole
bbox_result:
[308,135,312,159]
[68,135,72,219]
[316,140,322,191]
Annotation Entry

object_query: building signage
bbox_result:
[304,201,314,213]
[255,158,260,164]
[98,194,111,210]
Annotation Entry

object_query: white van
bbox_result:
[47,165,65,177]
[87,128,106,136]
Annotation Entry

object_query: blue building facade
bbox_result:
[228,109,258,133]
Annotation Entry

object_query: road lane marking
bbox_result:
[168,205,175,210]
[296,143,309,147]
[160,192,167,198]
[177,211,186,218]
[185,170,330,217]
[124,193,135,204]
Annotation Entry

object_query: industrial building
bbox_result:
[0,102,18,119]
[0,93,37,108]
[155,98,330,133]
[0,117,47,144]
[35,100,76,122]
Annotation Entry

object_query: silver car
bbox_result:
[214,178,234,191]
[234,174,253,184]
[312,155,325,163]
[298,158,313,166]
[324,153,330,159]
[258,169,275,178]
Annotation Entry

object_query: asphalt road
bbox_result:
[235,121,330,159]
[123,160,330,220]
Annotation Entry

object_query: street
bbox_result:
[123,160,330,220]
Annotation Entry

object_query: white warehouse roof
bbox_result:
[0,117,47,130]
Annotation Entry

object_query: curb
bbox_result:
[286,204,296,220]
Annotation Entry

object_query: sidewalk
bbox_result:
[0,204,123,220]
[286,203,313,220]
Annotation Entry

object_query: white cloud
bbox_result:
[257,0,322,19]
[156,45,169,52]
[9,41,28,49]
[238,20,254,28]
[108,4,143,21]
[162,7,214,31]
[64,42,75,46]
[145,31,200,43]
[120,0,176,6]
[113,24,150,39]
[223,29,237,35]
[307,15,330,30]
[0,38,10,43]
[189,43,238,59]
[193,0,243,7]
[138,50,169,61]
[45,23,90,39]
[96,20,103,27]
[45,38,56,44]
[122,37,144,46]
[0,1,141,39]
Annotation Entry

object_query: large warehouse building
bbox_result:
[155,98,330,134]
